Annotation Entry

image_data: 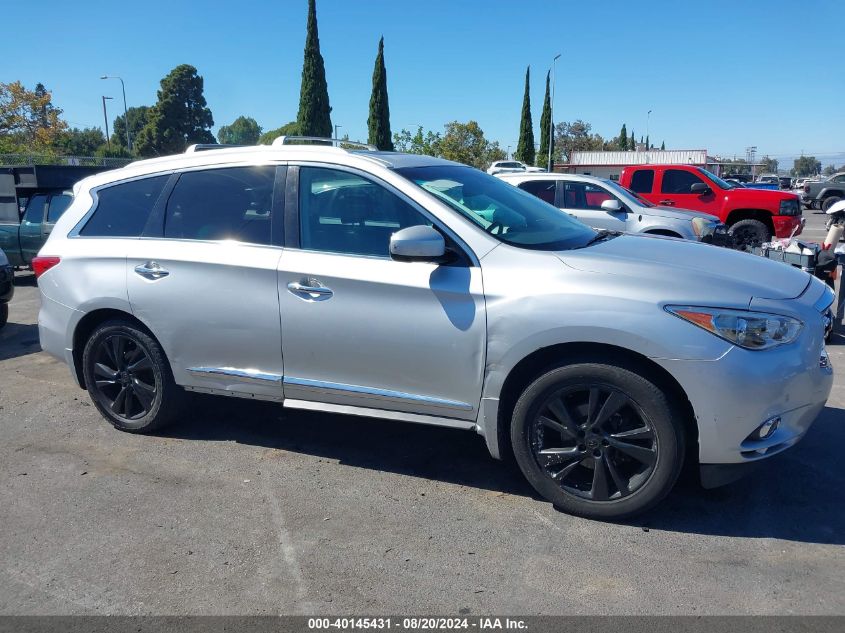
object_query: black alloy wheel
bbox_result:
[530,385,657,501]
[91,334,158,420]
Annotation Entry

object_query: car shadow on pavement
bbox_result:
[0,322,41,361]
[161,394,845,545]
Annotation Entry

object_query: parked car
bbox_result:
[802,172,845,212]
[620,165,804,249]
[0,247,12,328]
[779,176,792,190]
[35,140,834,520]
[756,174,779,185]
[723,173,751,183]
[487,160,544,175]
[496,172,724,243]
[0,164,108,268]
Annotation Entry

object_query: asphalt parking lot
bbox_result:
[1,209,844,616]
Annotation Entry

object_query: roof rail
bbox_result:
[185,143,244,153]
[271,136,377,151]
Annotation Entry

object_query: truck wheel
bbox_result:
[822,196,842,213]
[729,219,770,250]
[0,303,7,329]
[510,362,685,520]
[82,319,185,433]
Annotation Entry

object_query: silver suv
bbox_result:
[36,139,834,519]
[497,172,722,241]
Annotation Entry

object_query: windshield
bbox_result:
[396,165,597,250]
[601,179,655,207]
[697,168,735,190]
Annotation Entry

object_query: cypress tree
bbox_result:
[618,123,627,150]
[296,0,332,137]
[661,140,665,150]
[646,134,650,150]
[630,129,636,150]
[514,66,535,165]
[367,37,394,150]
[537,71,551,168]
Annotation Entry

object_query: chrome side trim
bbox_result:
[184,385,283,403]
[187,366,283,385]
[283,399,477,430]
[283,376,473,411]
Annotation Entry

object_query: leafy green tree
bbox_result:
[258,121,300,144]
[439,120,503,169]
[392,126,441,155]
[55,127,105,156]
[759,156,778,173]
[618,123,627,150]
[0,81,67,153]
[792,156,821,177]
[660,140,665,150]
[553,120,605,162]
[514,67,535,165]
[537,71,551,169]
[134,64,215,156]
[823,164,838,176]
[297,0,332,137]
[217,116,262,145]
[112,106,150,152]
[367,37,393,151]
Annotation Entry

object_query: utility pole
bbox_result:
[548,53,561,173]
[101,96,114,151]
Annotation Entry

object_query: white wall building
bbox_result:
[559,150,718,181]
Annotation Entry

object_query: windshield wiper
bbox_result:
[582,229,616,247]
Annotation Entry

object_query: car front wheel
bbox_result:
[729,218,770,250]
[82,319,184,433]
[511,362,685,520]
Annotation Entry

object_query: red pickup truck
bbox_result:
[619,165,804,248]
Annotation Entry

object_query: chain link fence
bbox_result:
[0,154,133,168]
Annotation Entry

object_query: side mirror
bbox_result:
[690,182,711,194]
[600,199,623,212]
[389,225,446,261]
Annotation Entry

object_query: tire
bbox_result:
[510,362,685,520]
[0,303,7,329]
[82,319,184,433]
[821,196,842,213]
[729,218,770,250]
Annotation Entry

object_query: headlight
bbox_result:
[691,217,717,237]
[666,306,803,350]
[779,199,801,216]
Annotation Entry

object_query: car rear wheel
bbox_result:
[822,196,842,213]
[510,362,685,520]
[82,319,184,433]
[729,218,770,250]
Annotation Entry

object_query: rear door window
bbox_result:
[629,169,654,193]
[23,195,47,224]
[47,194,72,223]
[81,176,169,237]
[164,166,276,245]
[561,182,614,210]
[517,180,557,205]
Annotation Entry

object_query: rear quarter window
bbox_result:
[80,176,169,237]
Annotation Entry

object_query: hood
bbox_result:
[648,206,721,223]
[558,234,810,303]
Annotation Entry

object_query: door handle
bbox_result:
[134,261,170,280]
[659,200,676,206]
[287,280,333,299]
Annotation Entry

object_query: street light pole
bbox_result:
[101,76,130,151]
[334,124,342,140]
[101,96,114,151]
[548,53,561,173]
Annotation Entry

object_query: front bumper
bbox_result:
[772,214,804,238]
[0,264,13,303]
[654,321,832,471]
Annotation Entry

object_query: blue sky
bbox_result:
[8,0,845,166]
